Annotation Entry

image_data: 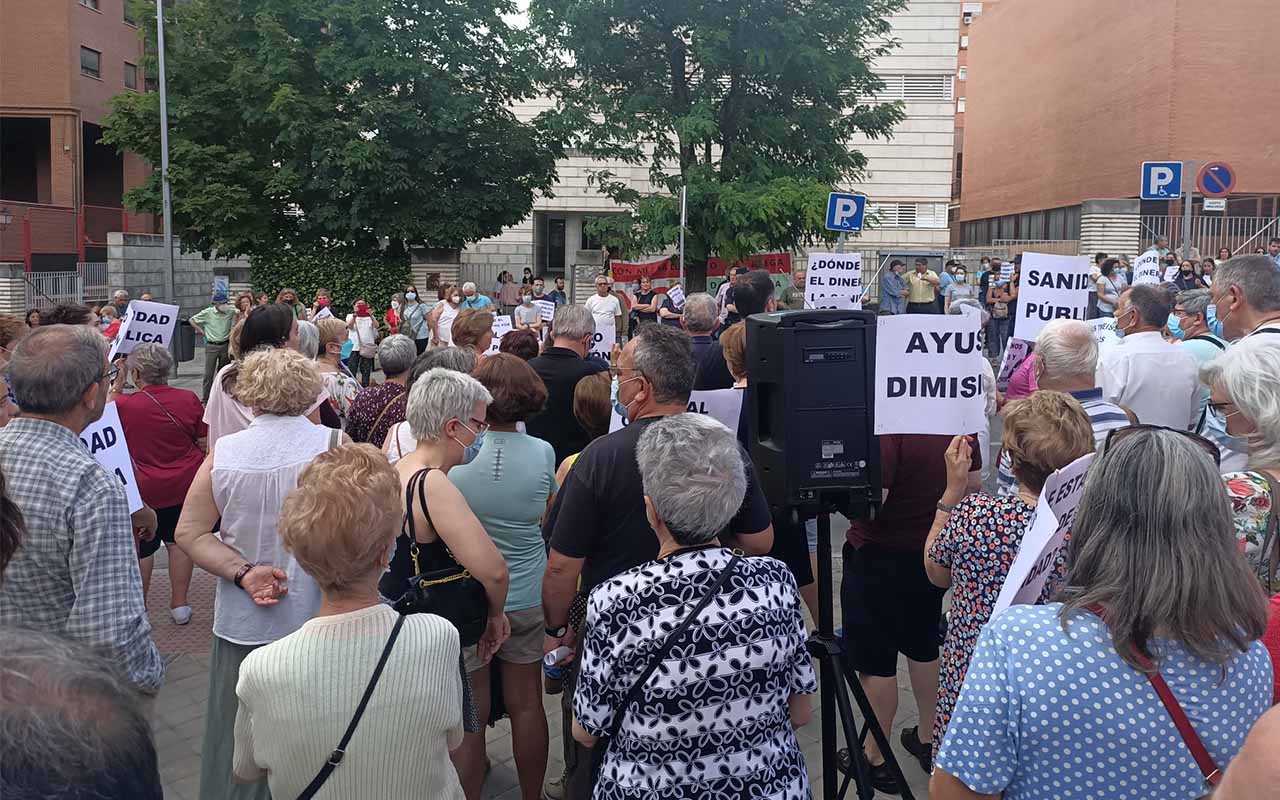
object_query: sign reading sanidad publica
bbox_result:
[1014,252,1092,342]
[874,314,986,436]
[79,402,144,513]
[108,299,180,360]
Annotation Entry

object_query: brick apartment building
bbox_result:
[0,0,154,269]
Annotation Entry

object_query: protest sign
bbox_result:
[534,299,556,324]
[487,315,513,354]
[874,314,986,436]
[1000,261,1014,283]
[79,402,143,513]
[587,319,615,363]
[1014,252,1092,342]
[1087,316,1119,347]
[1132,251,1162,285]
[1163,265,1179,283]
[995,338,1031,392]
[610,388,744,433]
[665,285,685,310]
[991,452,1095,616]
[108,300,180,360]
[804,253,862,310]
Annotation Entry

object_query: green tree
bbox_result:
[104,0,565,259]
[532,0,905,289]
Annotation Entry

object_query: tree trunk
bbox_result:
[685,256,709,293]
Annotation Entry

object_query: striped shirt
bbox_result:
[997,387,1130,496]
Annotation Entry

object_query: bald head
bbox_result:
[1035,319,1098,389]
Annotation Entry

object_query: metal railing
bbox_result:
[81,262,110,302]
[1140,215,1280,257]
[992,239,1080,256]
[24,271,84,310]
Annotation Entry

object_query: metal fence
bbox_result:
[1140,215,1280,257]
[81,262,110,303]
[24,271,84,310]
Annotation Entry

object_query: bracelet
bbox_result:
[936,500,956,514]
[233,562,255,588]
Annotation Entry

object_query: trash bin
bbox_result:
[174,318,196,363]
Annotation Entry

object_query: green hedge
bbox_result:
[250,249,412,318]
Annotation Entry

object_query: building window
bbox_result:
[867,202,948,229]
[124,62,138,90]
[960,35,969,49]
[79,0,100,9]
[124,2,137,25]
[962,2,984,12]
[957,97,966,113]
[875,73,955,102]
[958,66,967,81]
[80,47,102,79]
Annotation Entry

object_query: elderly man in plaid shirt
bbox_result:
[0,325,163,693]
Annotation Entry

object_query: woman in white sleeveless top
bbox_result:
[430,285,463,346]
[177,348,348,800]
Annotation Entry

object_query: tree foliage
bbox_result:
[249,248,411,318]
[532,0,906,288]
[104,0,565,259]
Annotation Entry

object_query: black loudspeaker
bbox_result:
[745,310,881,514]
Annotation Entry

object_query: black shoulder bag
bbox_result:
[391,468,489,646]
[297,614,406,800]
[587,553,740,784]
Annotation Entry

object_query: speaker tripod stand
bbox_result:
[802,509,916,800]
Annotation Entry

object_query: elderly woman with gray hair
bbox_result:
[344,333,418,445]
[109,342,205,624]
[930,427,1271,800]
[572,413,816,800]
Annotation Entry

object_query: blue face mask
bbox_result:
[453,422,485,465]
[610,375,638,420]
[1206,304,1226,339]
[1166,313,1185,340]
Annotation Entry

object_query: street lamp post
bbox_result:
[155,0,176,306]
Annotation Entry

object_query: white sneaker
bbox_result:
[170,606,192,625]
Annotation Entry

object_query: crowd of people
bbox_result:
[0,252,1278,800]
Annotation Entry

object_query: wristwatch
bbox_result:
[233,562,256,588]
[936,500,956,514]
[545,624,568,638]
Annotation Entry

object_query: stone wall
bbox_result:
[106,233,251,318]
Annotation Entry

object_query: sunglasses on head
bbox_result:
[1104,424,1220,466]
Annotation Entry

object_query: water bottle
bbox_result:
[543,646,572,695]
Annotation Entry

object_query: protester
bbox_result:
[1095,258,1127,318]
[1200,258,1216,286]
[0,314,27,412]
[0,325,163,694]
[628,275,660,334]
[1216,705,1280,799]
[552,372,610,485]
[521,267,534,287]
[382,346,479,463]
[584,275,622,338]
[234,291,254,323]
[656,285,683,327]
[715,265,750,327]
[1168,288,1227,431]
[275,288,308,320]
[779,267,806,310]
[985,273,1012,354]
[498,328,539,361]
[1173,260,1206,291]
[40,303,97,326]
[295,319,320,361]
[541,323,773,798]
[498,270,522,314]
[995,320,1132,494]
[399,282,432,353]
[254,292,269,306]
[531,276,549,304]
[925,391,1095,757]
[1003,343,1037,400]
[345,334,416,445]
[547,276,568,305]
[449,355,555,799]
[110,289,130,317]
[906,258,941,314]
[451,308,495,359]
[880,259,909,316]
[930,429,1270,800]
[679,292,718,364]
[342,298,379,387]
[0,627,163,800]
[1098,284,1200,429]
[1270,237,1280,270]
[98,304,121,340]
[942,265,975,313]
[461,281,493,310]
[1208,254,1280,340]
[230,445,465,799]
[572,413,815,799]
[695,269,774,390]
[843,428,984,785]
[177,347,342,800]
[109,343,204,625]
[314,318,362,428]
[385,292,403,333]
[429,284,463,347]
[1202,337,1280,593]
[23,308,39,328]
[514,287,543,335]
[526,305,609,464]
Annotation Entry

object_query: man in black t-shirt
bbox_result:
[541,323,774,799]
[694,269,777,390]
[525,305,608,464]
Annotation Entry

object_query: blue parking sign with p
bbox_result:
[826,192,866,232]
[1140,161,1182,200]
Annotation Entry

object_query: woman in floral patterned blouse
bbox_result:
[1202,337,1280,593]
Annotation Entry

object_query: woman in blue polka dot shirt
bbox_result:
[931,428,1272,800]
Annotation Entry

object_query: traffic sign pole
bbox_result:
[1182,160,1195,261]
[837,232,846,253]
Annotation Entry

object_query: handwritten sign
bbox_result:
[874,314,986,435]
[79,402,143,513]
[991,452,1095,616]
[1015,253,1092,342]
[665,285,685,310]
[805,253,863,310]
[995,338,1031,392]
[611,388,744,433]
[108,300,180,360]
[587,319,614,363]
[1163,265,1179,283]
[534,299,556,323]
[1132,251,1162,285]
[487,315,513,354]
[1087,317,1119,347]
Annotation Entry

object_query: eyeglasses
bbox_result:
[101,365,119,384]
[607,366,640,378]
[1104,424,1220,466]
[458,418,489,436]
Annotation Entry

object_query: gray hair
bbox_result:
[461,281,477,293]
[1035,319,1098,380]
[9,325,107,415]
[945,296,990,326]
[0,627,163,799]
[1200,336,1280,470]
[1121,284,1171,327]
[635,414,748,545]
[1059,429,1267,670]
[377,334,417,378]
[632,323,695,404]
[113,290,129,301]
[127,342,173,385]
[410,345,477,385]
[551,304,595,342]
[405,367,492,442]
[682,293,719,334]
[1215,255,1280,312]
[295,320,319,359]
[1174,288,1212,318]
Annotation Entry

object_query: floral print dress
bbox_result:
[1224,471,1278,593]
[926,491,1037,758]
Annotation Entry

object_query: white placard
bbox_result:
[313,306,334,320]
[1000,261,1014,283]
[991,452,1095,616]
[1163,265,1179,283]
[665,285,685,310]
[587,319,614,363]
[79,402,144,513]
[610,388,744,433]
[487,315,513,354]
[874,314,986,436]
[1087,317,1119,347]
[534,299,556,323]
[995,338,1031,392]
[804,252,863,310]
[354,315,378,348]
[1132,251,1162,285]
[1014,252,1092,342]
[108,300,180,360]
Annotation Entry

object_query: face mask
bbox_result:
[355,304,370,317]
[610,375,639,419]
[955,273,967,281]
[522,295,532,305]
[1207,305,1225,338]
[391,301,400,311]
[452,421,485,465]
[1114,309,1131,339]
[318,299,329,307]
[1166,313,1185,340]
[451,295,462,305]
[533,287,544,296]
[405,292,417,301]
